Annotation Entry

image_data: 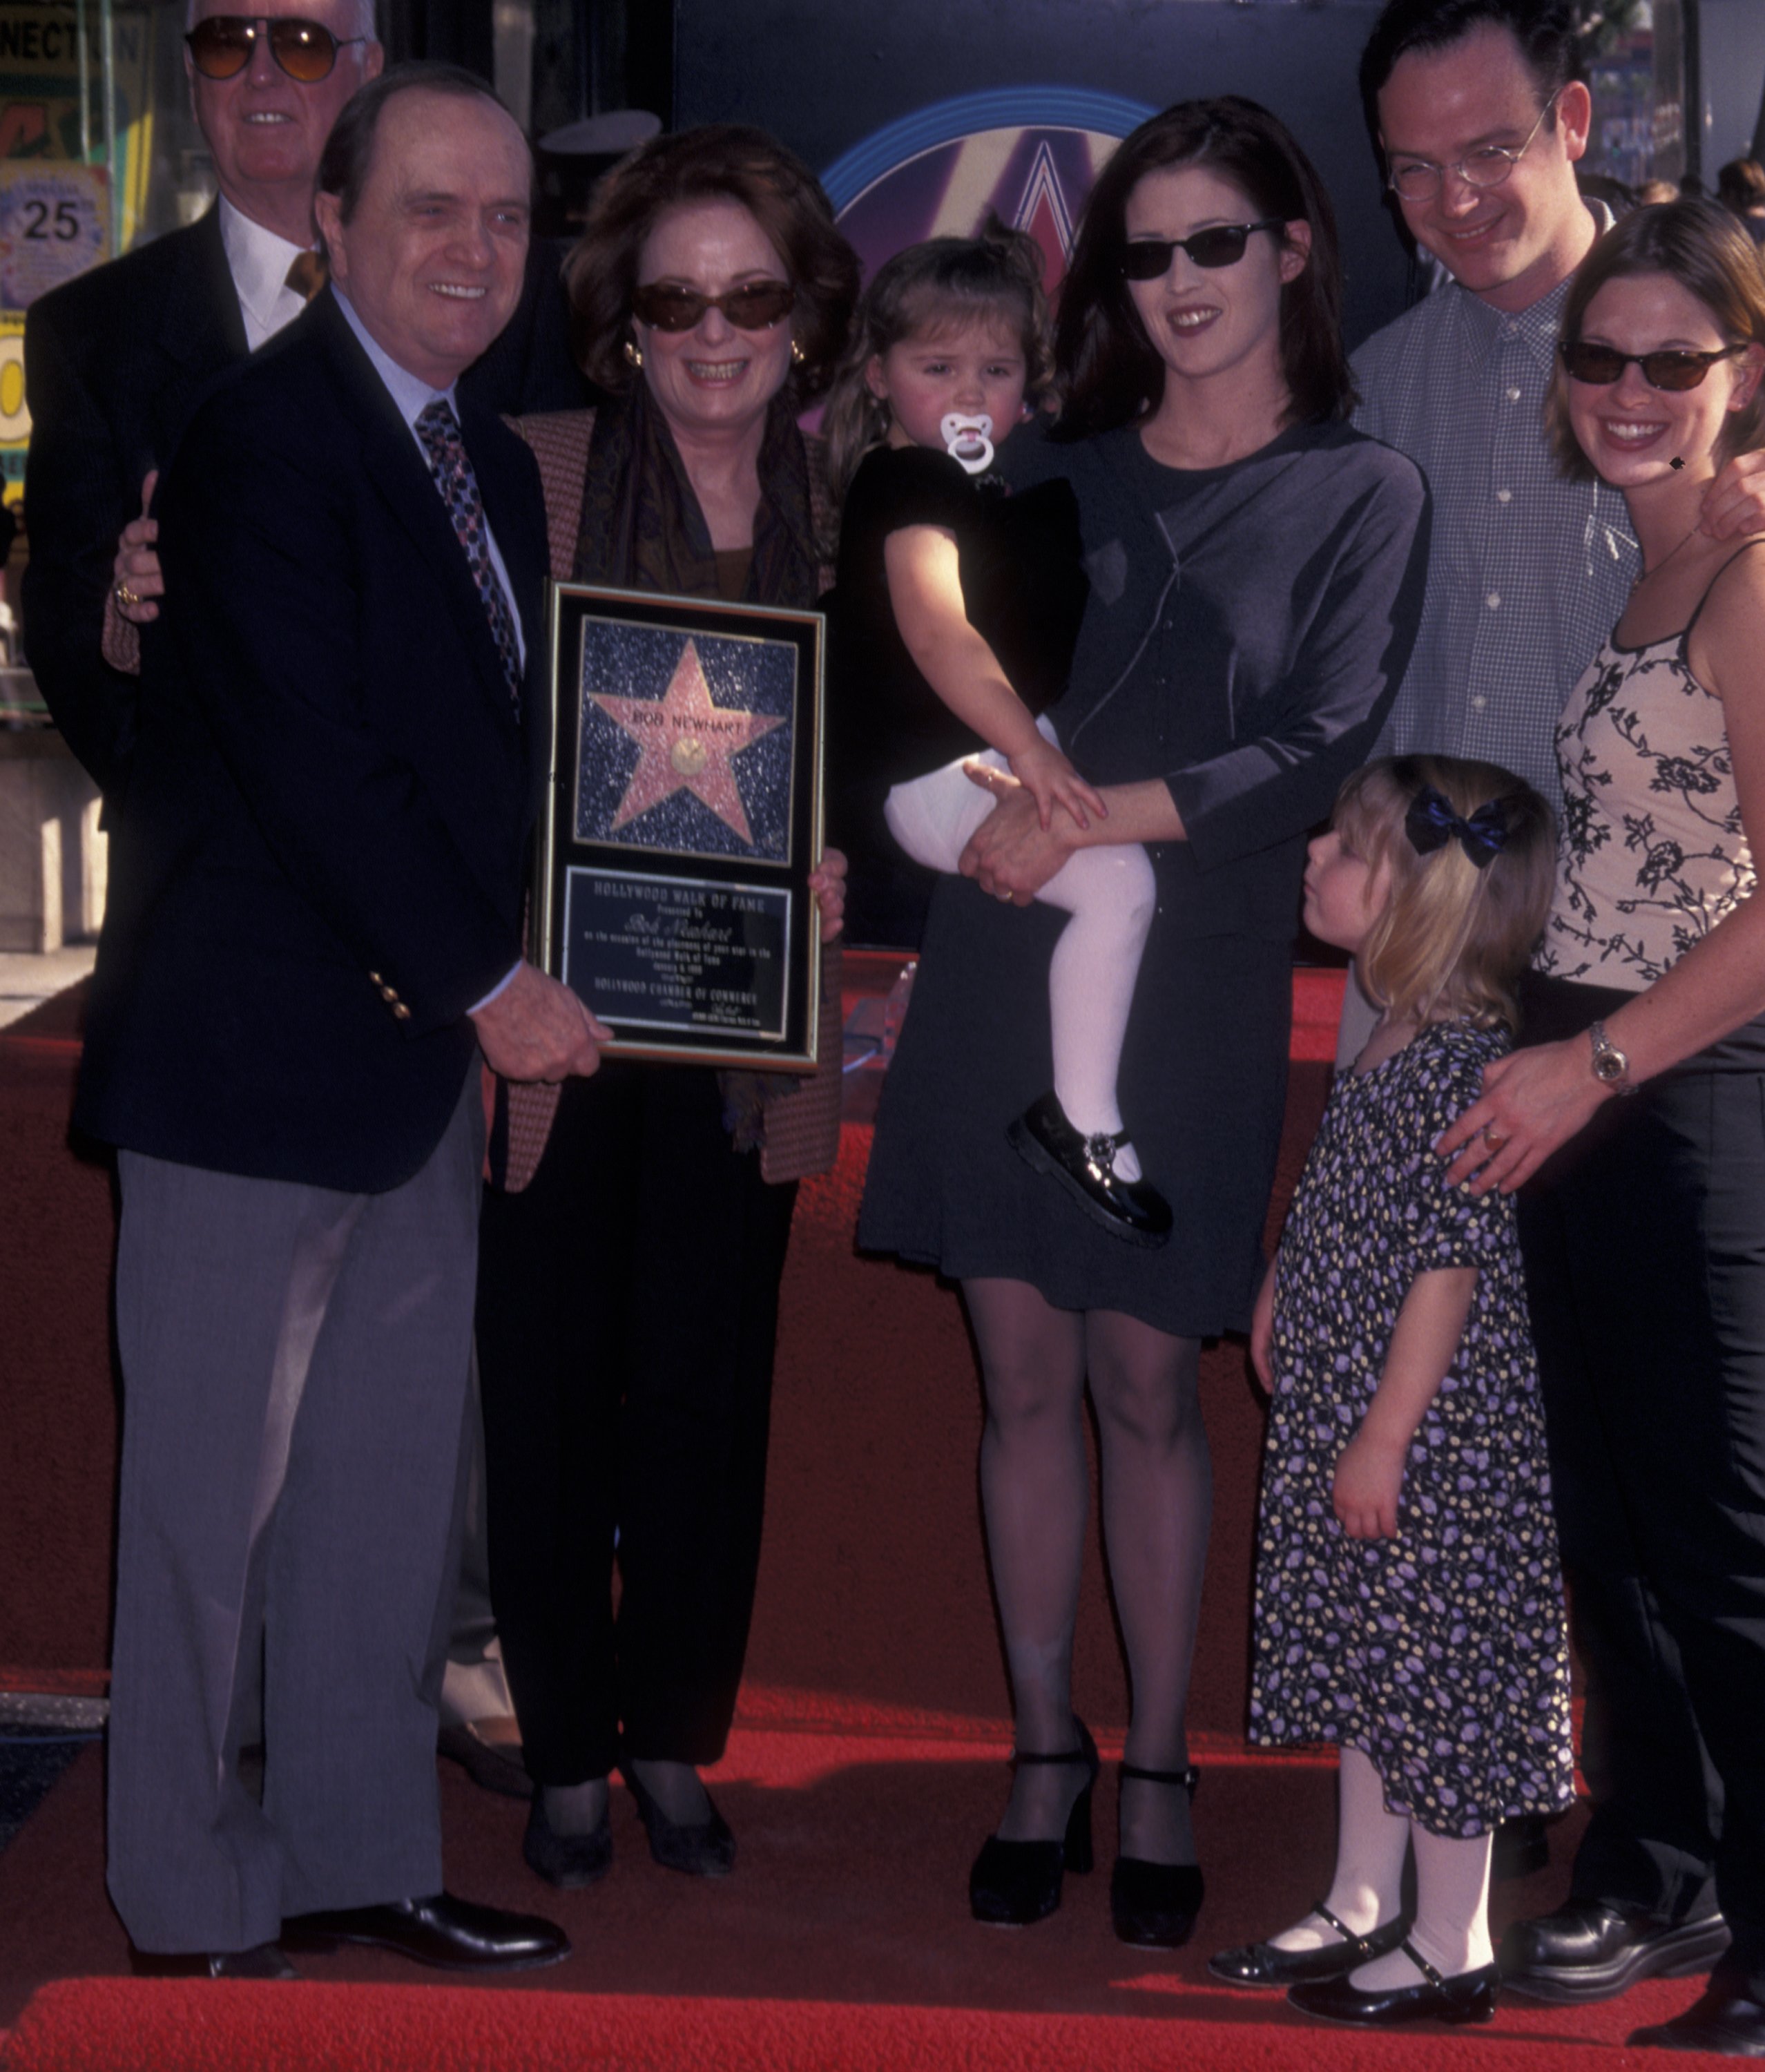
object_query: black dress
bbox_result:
[824,443,1085,949]
[859,421,1429,1335]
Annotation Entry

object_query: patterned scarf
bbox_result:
[572,377,820,609]
[573,379,822,1148]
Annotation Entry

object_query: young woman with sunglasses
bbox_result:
[1434,200,1765,2055]
[860,97,1429,1946]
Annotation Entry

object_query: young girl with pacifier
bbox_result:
[824,224,1170,1244]
[1208,754,1575,2029]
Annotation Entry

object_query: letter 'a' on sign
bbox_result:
[535,582,826,1071]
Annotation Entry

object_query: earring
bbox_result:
[624,338,643,370]
[790,337,805,366]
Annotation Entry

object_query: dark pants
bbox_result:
[476,1062,797,1783]
[1518,976,1765,1988]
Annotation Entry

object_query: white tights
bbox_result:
[885,718,1156,1176]
[1270,1745,1494,1986]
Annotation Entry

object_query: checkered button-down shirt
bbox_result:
[1351,265,1638,818]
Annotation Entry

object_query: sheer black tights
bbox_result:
[963,1276,1211,1863]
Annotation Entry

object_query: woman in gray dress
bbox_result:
[859,96,1429,1946]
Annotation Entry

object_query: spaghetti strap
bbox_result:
[1684,535,1765,642]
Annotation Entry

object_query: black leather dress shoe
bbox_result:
[1211,1902,1411,1988]
[1630,1979,1765,2054]
[282,1892,570,1971]
[1289,1941,1498,2027]
[1500,1899,1730,2004]
[523,1788,613,1888]
[619,1765,736,1877]
[129,1942,297,1980]
[1007,1093,1173,1247]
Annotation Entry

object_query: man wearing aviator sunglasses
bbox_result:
[23,0,383,800]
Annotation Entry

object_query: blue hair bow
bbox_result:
[1405,785,1508,870]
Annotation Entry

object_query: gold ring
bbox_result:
[115,582,139,608]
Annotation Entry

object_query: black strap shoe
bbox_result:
[1111,1762,1202,1948]
[1210,1900,1411,1987]
[1007,1093,1173,1247]
[970,1720,1100,1926]
[1289,1940,1499,2026]
[282,1892,570,1971]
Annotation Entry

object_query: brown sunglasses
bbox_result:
[186,16,369,83]
[630,280,795,334]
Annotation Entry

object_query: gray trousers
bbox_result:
[107,1077,482,1954]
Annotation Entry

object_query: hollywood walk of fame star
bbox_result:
[590,637,785,847]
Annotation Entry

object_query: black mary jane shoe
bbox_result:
[523,1785,613,1889]
[1111,1762,1203,1948]
[1210,1901,1412,1988]
[619,1762,736,1878]
[1007,1093,1173,1247]
[1288,1939,1498,2027]
[970,1720,1101,1926]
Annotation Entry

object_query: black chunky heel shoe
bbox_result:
[1110,1761,1203,1948]
[969,1720,1100,1926]
[1007,1093,1173,1247]
[1210,1900,1412,1988]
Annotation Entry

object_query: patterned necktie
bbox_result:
[283,249,327,301]
[414,399,523,713]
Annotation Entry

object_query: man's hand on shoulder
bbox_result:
[470,961,608,1082]
[1701,448,1765,539]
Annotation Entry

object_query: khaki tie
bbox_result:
[284,249,327,302]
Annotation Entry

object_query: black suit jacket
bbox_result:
[21,209,586,801]
[22,207,245,796]
[75,290,549,1193]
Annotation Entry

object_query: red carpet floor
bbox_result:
[2,963,1726,2066]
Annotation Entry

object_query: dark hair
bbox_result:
[1052,96,1351,441]
[316,63,519,230]
[1359,0,1587,141]
[564,124,860,407]
[820,218,1057,501]
[1717,157,1765,213]
[1546,198,1765,481]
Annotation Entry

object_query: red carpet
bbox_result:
[6,962,1721,2068]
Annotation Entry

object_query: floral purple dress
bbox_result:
[1248,1019,1575,1836]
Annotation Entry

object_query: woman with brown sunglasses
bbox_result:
[472,124,858,1894]
[1438,198,1765,2057]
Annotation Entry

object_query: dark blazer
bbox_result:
[21,209,585,801]
[75,289,549,1193]
[22,207,246,796]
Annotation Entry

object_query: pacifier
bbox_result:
[941,412,996,476]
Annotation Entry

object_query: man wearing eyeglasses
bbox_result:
[22,1,382,798]
[1347,0,1765,2038]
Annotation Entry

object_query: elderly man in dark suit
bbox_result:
[78,61,602,1978]
[21,0,384,796]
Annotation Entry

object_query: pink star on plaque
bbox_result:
[592,637,784,847]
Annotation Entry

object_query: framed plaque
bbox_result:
[534,582,826,1068]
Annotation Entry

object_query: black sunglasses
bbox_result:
[186,16,368,84]
[1559,339,1744,392]
[630,280,796,334]
[1119,220,1286,280]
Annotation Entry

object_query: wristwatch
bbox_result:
[1588,1019,1637,1097]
